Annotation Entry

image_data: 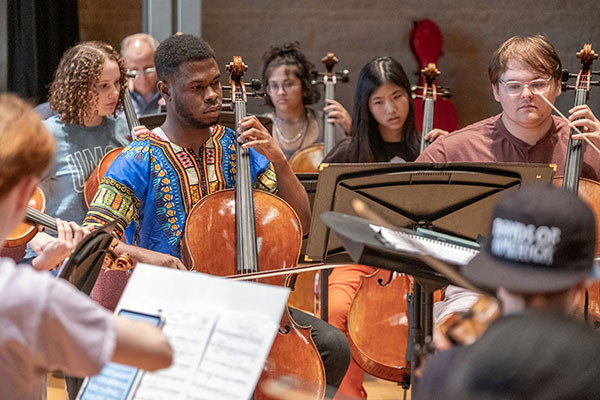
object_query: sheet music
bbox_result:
[114,264,289,400]
[372,225,479,266]
[185,313,278,400]
[133,306,217,400]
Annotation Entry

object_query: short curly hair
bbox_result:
[49,41,126,125]
[261,42,320,107]
[154,34,216,82]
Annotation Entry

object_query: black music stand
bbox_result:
[304,162,555,388]
[139,111,273,133]
[58,221,118,295]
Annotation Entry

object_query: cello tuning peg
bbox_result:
[248,79,262,91]
[561,69,578,82]
[339,69,350,82]
[440,88,452,99]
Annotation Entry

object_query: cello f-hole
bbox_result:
[378,270,394,287]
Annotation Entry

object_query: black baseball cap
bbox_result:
[462,183,600,293]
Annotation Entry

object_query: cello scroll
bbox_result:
[412,63,452,152]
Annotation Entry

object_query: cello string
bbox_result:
[537,93,600,155]
[26,207,57,231]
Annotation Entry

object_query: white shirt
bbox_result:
[0,259,116,400]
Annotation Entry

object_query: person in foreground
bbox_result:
[0,93,173,400]
[83,34,350,396]
[415,183,600,399]
[448,311,600,400]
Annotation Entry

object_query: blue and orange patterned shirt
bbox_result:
[83,125,277,259]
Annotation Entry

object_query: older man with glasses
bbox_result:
[120,33,163,117]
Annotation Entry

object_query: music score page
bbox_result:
[116,264,290,400]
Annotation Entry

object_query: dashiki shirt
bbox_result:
[83,125,277,260]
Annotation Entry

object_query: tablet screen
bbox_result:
[77,310,162,400]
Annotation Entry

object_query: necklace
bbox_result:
[274,115,308,145]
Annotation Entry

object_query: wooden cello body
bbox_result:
[346,270,412,380]
[554,44,600,325]
[183,56,325,400]
[4,187,52,248]
[1,187,58,262]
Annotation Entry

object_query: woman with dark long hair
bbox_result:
[323,56,447,398]
[324,56,444,163]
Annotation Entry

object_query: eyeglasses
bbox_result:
[126,67,156,78]
[497,76,553,96]
[266,80,300,95]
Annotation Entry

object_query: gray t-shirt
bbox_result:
[40,115,130,224]
[0,258,115,400]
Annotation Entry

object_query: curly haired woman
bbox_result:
[261,42,351,159]
[25,41,130,263]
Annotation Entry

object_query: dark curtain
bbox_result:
[7,0,79,103]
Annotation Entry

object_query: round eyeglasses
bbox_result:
[266,80,300,95]
[126,67,156,79]
[497,76,553,96]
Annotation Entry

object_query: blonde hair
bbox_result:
[488,35,562,85]
[0,94,55,200]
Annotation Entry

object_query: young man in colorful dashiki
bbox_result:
[84,34,350,395]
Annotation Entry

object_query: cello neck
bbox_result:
[228,56,259,274]
[25,207,57,232]
[321,53,341,155]
[563,87,587,192]
[123,89,141,132]
[563,44,598,193]
[323,80,336,154]
[420,98,435,153]
[418,63,441,154]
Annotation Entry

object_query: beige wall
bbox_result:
[203,0,600,129]
[72,1,600,128]
[78,0,142,52]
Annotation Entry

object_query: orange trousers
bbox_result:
[328,264,377,399]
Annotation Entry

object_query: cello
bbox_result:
[288,53,349,172]
[287,53,349,315]
[414,63,452,152]
[553,44,600,326]
[182,56,326,400]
